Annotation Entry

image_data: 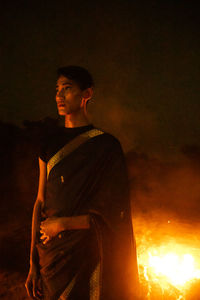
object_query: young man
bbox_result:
[25,66,138,299]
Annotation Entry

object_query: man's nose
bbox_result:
[57,88,65,97]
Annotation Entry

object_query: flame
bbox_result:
[140,243,200,287]
[133,213,200,299]
[148,251,200,286]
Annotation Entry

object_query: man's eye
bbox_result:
[64,86,71,91]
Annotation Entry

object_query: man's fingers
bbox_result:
[40,232,48,240]
[25,280,34,299]
[40,226,49,235]
[40,234,45,240]
[33,278,40,299]
[40,224,52,244]
[40,237,48,243]
[40,231,50,244]
[36,288,43,299]
[42,235,50,245]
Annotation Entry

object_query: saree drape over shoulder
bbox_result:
[37,131,139,300]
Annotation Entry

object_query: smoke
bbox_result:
[127,146,200,222]
[89,100,159,154]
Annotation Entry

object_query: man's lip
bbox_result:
[56,97,65,102]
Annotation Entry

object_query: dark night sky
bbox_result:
[1,0,200,157]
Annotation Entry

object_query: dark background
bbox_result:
[1,0,200,156]
[0,1,200,299]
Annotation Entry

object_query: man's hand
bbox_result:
[25,265,42,299]
[40,217,63,244]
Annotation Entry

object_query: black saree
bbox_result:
[37,130,139,300]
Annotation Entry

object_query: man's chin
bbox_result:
[58,109,67,116]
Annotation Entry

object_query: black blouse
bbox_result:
[39,124,94,163]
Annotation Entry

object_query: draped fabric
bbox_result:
[37,131,139,300]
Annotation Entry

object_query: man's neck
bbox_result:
[64,112,90,128]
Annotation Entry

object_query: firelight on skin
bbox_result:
[55,75,93,129]
[56,75,92,117]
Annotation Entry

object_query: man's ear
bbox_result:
[83,87,94,102]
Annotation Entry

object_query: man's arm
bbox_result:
[25,158,47,299]
[59,215,90,230]
[40,215,90,244]
[30,158,46,264]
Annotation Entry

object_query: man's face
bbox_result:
[56,75,84,116]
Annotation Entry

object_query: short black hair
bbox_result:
[57,66,94,90]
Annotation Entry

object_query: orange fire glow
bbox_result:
[133,213,200,300]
